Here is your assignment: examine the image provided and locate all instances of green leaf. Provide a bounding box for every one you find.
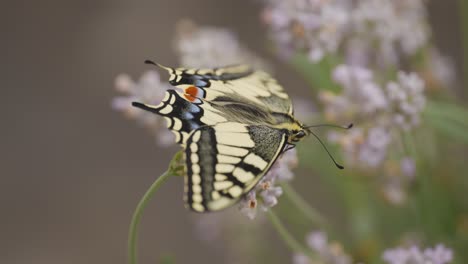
[425,100,468,128]
[425,115,468,143]
[424,100,468,144]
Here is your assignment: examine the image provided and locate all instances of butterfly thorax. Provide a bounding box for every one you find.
[269,112,308,144]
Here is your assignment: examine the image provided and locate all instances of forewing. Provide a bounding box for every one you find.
[184,122,287,212]
[160,64,293,115]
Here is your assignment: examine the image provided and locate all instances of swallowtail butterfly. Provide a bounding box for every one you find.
[132,61,345,212]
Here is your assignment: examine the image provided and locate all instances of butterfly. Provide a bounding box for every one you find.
[132,61,347,212]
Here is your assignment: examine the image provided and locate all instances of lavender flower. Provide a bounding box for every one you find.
[331,64,388,116]
[424,48,457,89]
[351,0,429,66]
[239,148,298,219]
[174,19,269,70]
[321,64,426,170]
[293,231,352,264]
[239,191,259,220]
[383,244,453,264]
[386,71,426,131]
[262,0,429,65]
[400,157,416,179]
[112,71,175,146]
[262,0,350,61]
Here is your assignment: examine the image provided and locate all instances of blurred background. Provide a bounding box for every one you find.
[1,0,466,264]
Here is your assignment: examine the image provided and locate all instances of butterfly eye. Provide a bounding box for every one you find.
[296,130,306,138]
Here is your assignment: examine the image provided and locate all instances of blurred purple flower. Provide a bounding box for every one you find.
[425,47,457,89]
[262,0,350,62]
[321,65,425,170]
[400,157,416,179]
[239,148,298,219]
[262,0,429,65]
[352,0,429,66]
[383,244,453,264]
[112,71,174,146]
[293,230,352,264]
[386,71,426,131]
[174,20,269,70]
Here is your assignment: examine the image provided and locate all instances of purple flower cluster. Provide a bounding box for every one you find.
[383,244,453,264]
[112,71,175,146]
[293,230,352,264]
[239,149,298,219]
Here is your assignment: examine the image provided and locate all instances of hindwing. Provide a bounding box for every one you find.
[132,90,228,145]
[184,122,287,212]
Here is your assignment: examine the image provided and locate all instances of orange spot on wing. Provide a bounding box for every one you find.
[184,86,199,102]
[184,94,196,102]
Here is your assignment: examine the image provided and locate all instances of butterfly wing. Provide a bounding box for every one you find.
[184,122,287,212]
[160,64,293,115]
[132,89,229,145]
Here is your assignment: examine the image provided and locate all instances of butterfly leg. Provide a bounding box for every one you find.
[283,144,296,153]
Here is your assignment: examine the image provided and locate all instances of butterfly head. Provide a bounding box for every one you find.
[288,122,310,144]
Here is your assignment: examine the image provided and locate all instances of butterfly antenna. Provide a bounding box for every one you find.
[306,123,353,130]
[308,130,344,170]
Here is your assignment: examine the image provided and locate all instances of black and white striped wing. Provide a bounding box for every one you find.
[160,64,293,115]
[184,122,287,212]
[132,90,228,145]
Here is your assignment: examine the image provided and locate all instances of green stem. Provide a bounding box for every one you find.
[281,182,327,228]
[128,170,173,264]
[460,0,468,93]
[267,210,316,260]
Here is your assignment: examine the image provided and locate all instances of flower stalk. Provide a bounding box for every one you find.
[128,151,184,264]
[281,182,327,228]
[267,210,317,261]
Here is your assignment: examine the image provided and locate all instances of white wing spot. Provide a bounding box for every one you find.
[232,167,255,183]
[207,197,232,211]
[215,164,234,173]
[217,145,249,157]
[215,174,227,181]
[191,153,199,163]
[216,132,254,148]
[211,191,221,200]
[244,153,268,170]
[192,131,201,142]
[169,94,176,104]
[192,164,201,174]
[228,186,243,197]
[192,174,201,184]
[215,122,248,132]
[217,155,241,164]
[158,105,173,115]
[190,143,198,152]
[192,194,203,202]
[172,118,182,130]
[192,203,204,212]
[192,185,202,194]
[214,181,233,190]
